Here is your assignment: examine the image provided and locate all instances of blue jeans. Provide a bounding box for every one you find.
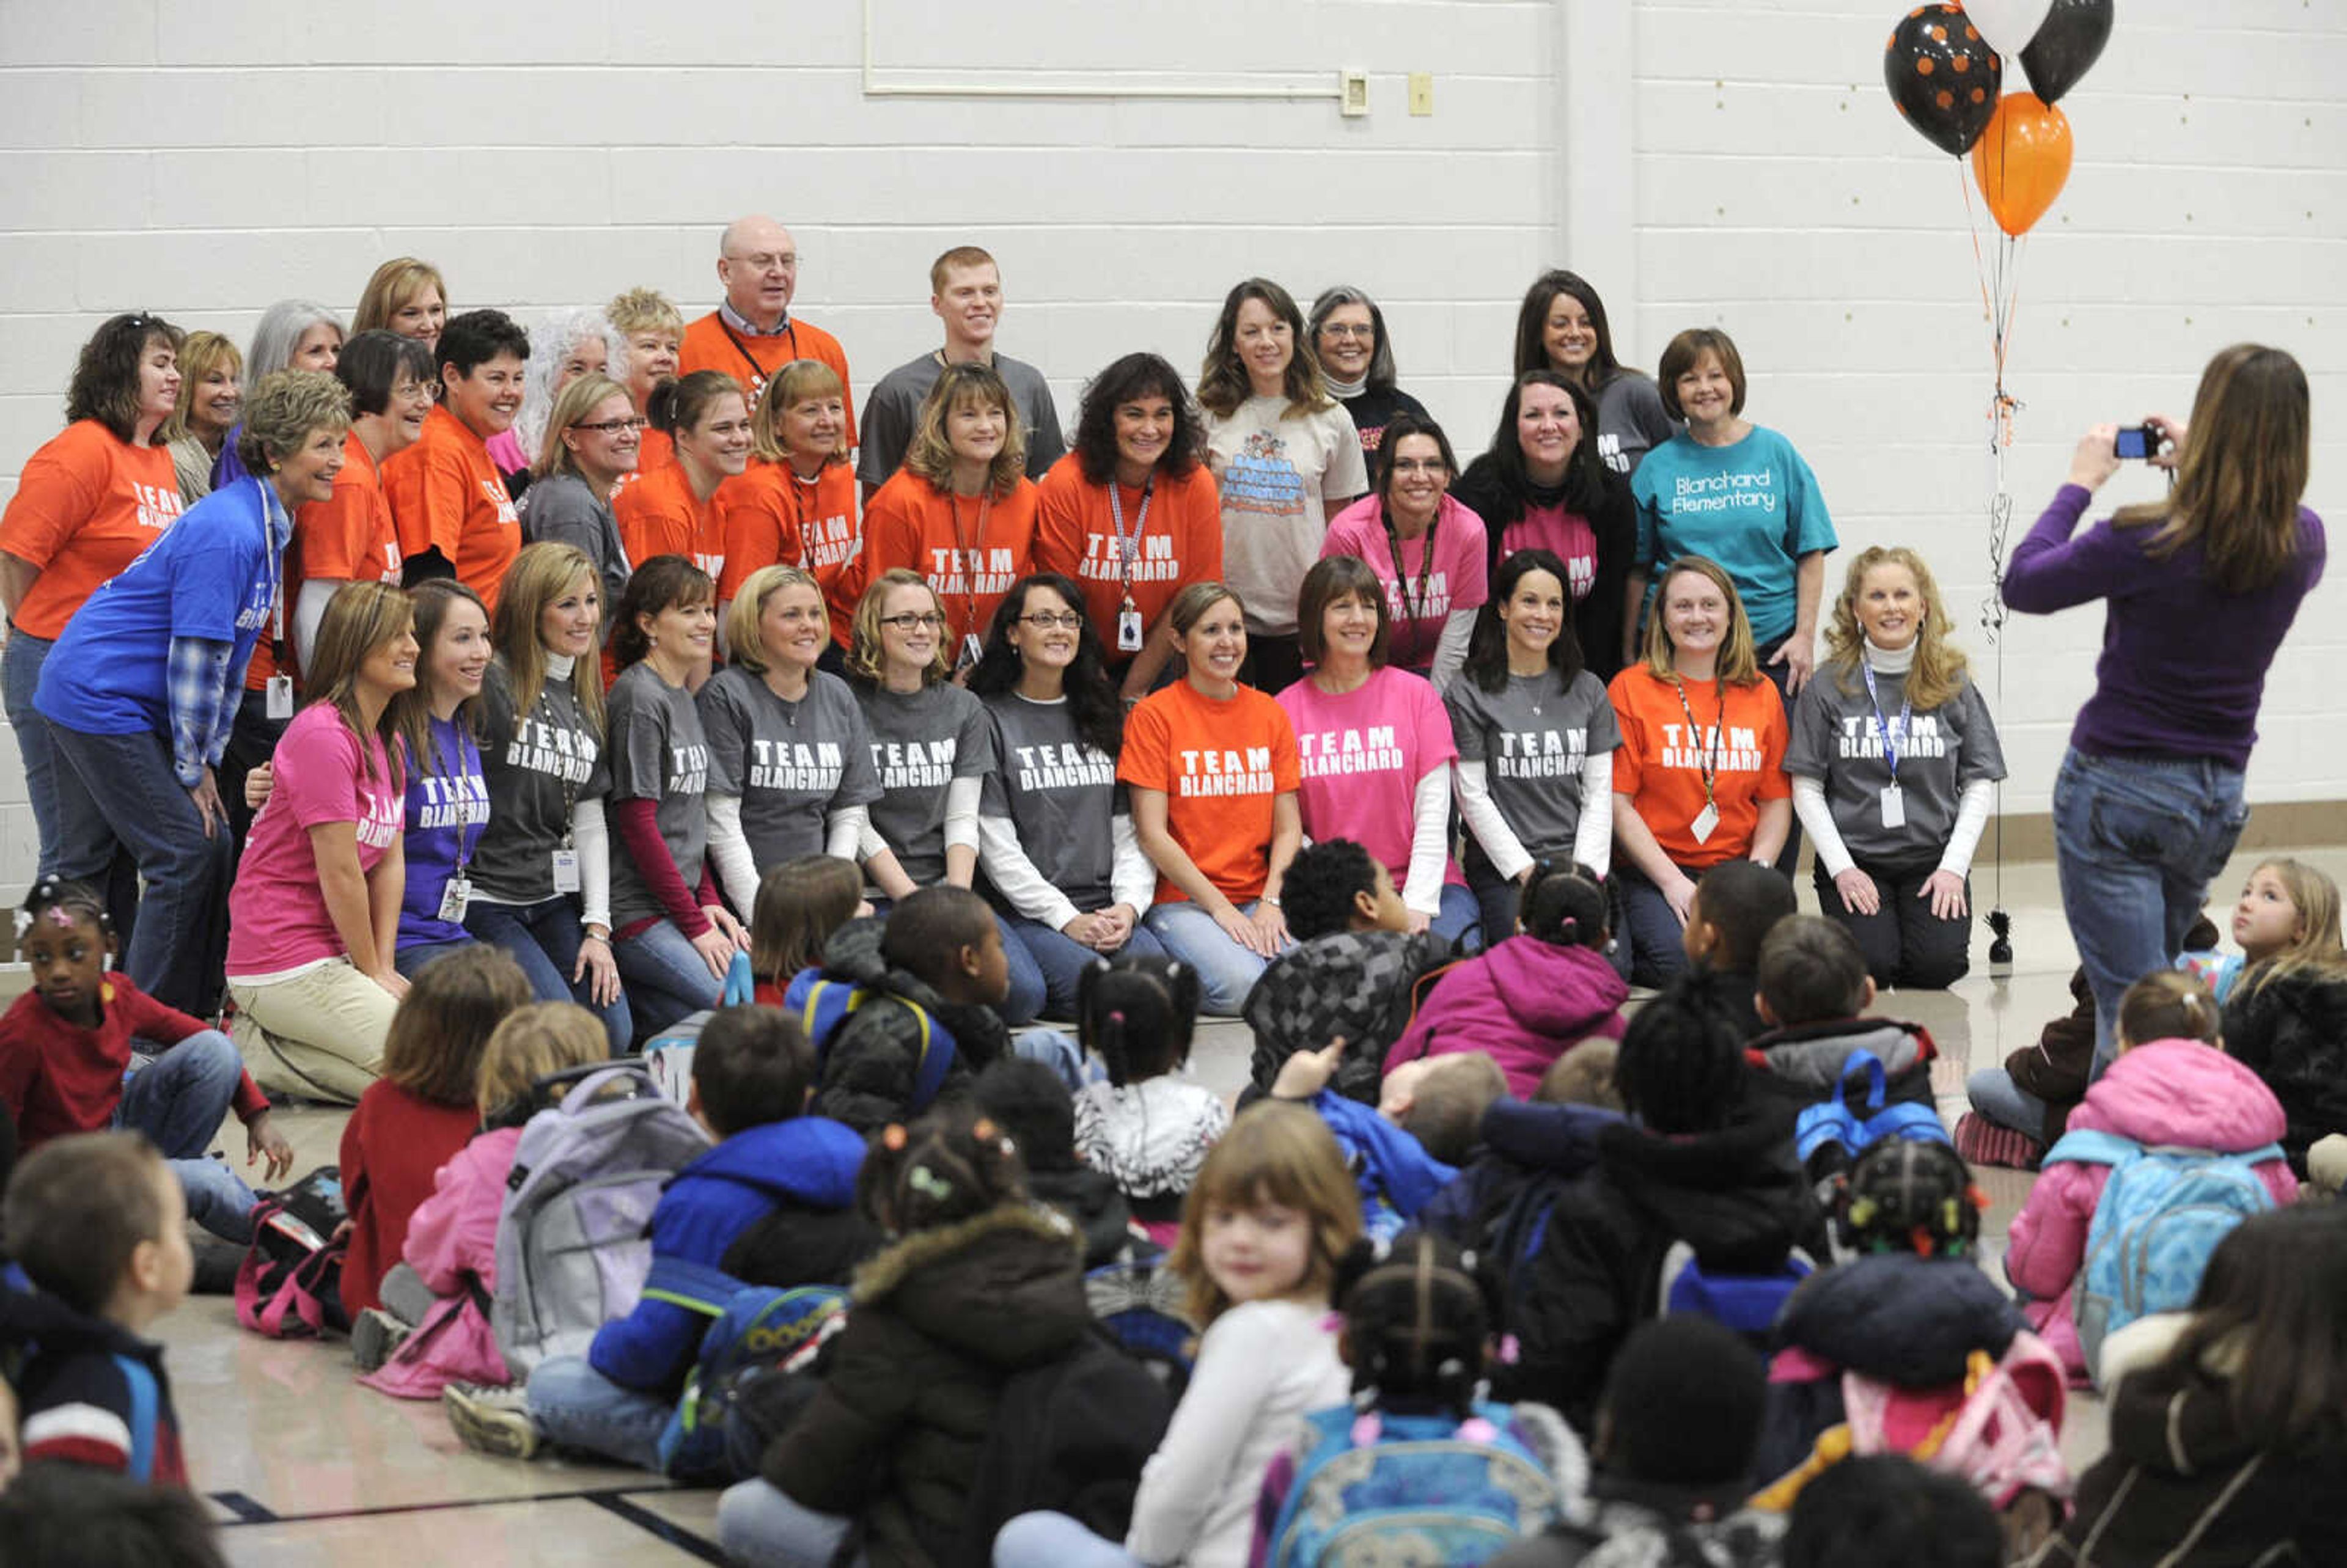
[464,896,632,1056]
[1142,899,1282,1016]
[394,937,476,980]
[1614,862,1698,989]
[2052,747,2247,1075]
[1966,1066,2049,1141]
[47,721,237,1017]
[9,632,140,942]
[1003,913,1168,1020]
[1426,883,1483,952]
[613,918,727,1046]
[993,1511,1144,1568]
[1008,1027,1102,1093]
[718,1479,867,1568]
[114,1028,259,1242]
[525,1354,671,1471]
[870,900,1046,1027]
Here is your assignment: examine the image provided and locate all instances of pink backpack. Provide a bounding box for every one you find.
[1843,1327,2071,1509]
[235,1172,352,1339]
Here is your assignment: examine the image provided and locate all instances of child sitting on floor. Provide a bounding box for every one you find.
[1271,1039,1508,1241]
[974,1056,1136,1267]
[749,855,865,1006]
[1073,953,1229,1247]
[2217,858,2347,1179]
[1683,861,1798,1041]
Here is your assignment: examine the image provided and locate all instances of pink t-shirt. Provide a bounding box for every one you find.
[1321,493,1489,672]
[1501,503,1600,603]
[1276,665,1464,893]
[227,703,406,978]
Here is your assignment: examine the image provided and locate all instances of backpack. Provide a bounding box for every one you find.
[1263,1401,1562,1568]
[1483,1168,1575,1321]
[1843,1328,2070,1510]
[1084,1254,1197,1397]
[781,966,957,1115]
[1794,1049,1949,1176]
[491,1064,713,1379]
[235,1166,351,1339]
[649,1256,849,1482]
[2043,1127,2282,1382]
[642,949,757,1104]
[1658,1239,1815,1353]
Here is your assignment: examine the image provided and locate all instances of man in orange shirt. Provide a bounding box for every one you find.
[383,309,527,611]
[676,215,857,449]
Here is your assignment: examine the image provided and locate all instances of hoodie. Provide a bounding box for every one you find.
[587,1114,867,1394]
[0,1283,186,1485]
[1385,936,1629,1097]
[807,918,1007,1135]
[2004,1039,2296,1375]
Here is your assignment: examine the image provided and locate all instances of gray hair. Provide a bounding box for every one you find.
[515,308,631,461]
[248,299,346,376]
[1307,285,1398,393]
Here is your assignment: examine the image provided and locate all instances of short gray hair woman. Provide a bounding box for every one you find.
[1307,284,1428,479]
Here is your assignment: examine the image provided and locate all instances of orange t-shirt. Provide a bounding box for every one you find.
[614,460,726,581]
[1032,453,1224,656]
[273,431,403,690]
[381,406,520,613]
[718,459,862,647]
[861,470,1038,650]
[1117,679,1301,906]
[0,421,185,640]
[1607,664,1790,870]
[611,427,674,500]
[677,312,858,448]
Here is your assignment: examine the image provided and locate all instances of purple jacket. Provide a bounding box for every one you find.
[1385,936,1628,1097]
[2004,484,2324,769]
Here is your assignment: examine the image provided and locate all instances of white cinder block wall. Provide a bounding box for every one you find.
[1,0,2339,908]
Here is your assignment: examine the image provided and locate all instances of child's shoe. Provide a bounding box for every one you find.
[1954,1112,2044,1171]
[444,1381,539,1459]
[350,1308,411,1373]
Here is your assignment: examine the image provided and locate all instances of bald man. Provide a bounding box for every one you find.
[677,214,858,447]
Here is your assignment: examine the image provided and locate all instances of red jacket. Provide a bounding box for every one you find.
[338,1081,480,1319]
[0,979,266,1151]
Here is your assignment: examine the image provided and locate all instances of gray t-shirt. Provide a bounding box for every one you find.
[855,678,993,887]
[472,659,609,904]
[856,351,1067,491]
[1445,667,1621,877]
[606,662,713,928]
[1593,373,1681,478]
[516,471,631,618]
[1785,662,2008,868]
[979,693,1123,913]
[698,664,882,865]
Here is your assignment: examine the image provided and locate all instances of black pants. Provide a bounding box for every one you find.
[1240,632,1304,696]
[1756,648,1803,877]
[1812,858,1973,990]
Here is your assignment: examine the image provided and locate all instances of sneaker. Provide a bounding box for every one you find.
[444,1381,539,1460]
[351,1308,412,1373]
[1955,1112,2045,1171]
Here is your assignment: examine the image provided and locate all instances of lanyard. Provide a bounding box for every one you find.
[718,318,798,389]
[439,724,484,874]
[529,671,586,851]
[1860,661,1913,783]
[949,490,993,640]
[1669,672,1725,807]
[257,481,287,651]
[1381,505,1441,667]
[1107,475,1155,599]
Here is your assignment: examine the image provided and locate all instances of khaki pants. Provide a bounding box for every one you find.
[231,959,396,1105]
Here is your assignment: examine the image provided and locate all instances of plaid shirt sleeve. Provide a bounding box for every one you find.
[166,635,235,787]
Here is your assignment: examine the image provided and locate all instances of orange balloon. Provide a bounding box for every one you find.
[1971,91,2074,236]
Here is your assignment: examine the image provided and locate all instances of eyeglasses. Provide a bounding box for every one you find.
[1018,611,1084,630]
[1319,323,1375,339]
[879,612,946,631]
[394,380,443,402]
[575,417,648,434]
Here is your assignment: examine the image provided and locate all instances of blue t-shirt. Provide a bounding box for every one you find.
[33,475,282,736]
[397,712,490,950]
[1630,425,1837,642]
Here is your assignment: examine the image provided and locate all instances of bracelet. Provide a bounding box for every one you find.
[1262,896,1282,908]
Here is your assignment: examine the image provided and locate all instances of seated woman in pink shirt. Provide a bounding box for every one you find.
[1320,414,1487,691]
[1275,556,1477,950]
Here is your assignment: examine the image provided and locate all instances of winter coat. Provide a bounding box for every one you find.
[807,918,1007,1135]
[1307,1088,1457,1240]
[2041,1344,2347,1566]
[1244,929,1456,1102]
[1496,1109,1816,1431]
[1023,1164,1139,1269]
[2004,1040,2296,1375]
[1385,936,1629,1098]
[719,1201,885,1292]
[1743,1016,1936,1121]
[1488,1474,1783,1568]
[1418,1099,1623,1261]
[760,1201,1093,1568]
[590,1115,867,1394]
[2220,965,2347,1177]
[361,1126,521,1399]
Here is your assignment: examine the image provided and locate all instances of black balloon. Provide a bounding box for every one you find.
[1884,4,2004,158]
[2019,0,2114,106]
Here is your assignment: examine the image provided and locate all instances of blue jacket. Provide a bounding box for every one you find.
[1312,1090,1456,1242]
[587,1115,865,1394]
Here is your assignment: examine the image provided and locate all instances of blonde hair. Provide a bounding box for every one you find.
[300,582,413,790]
[352,257,448,336]
[724,565,823,676]
[2112,344,2311,595]
[1642,555,1760,685]
[475,1002,608,1116]
[929,245,997,296]
[158,331,242,444]
[491,543,606,737]
[1168,1101,1361,1326]
[847,569,950,686]
[535,373,633,483]
[750,359,850,468]
[2235,857,2347,1002]
[606,286,685,339]
[1822,546,1970,712]
[901,361,1026,499]
[235,368,352,478]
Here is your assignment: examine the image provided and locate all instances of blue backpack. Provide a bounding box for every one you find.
[1658,1239,1815,1352]
[780,967,957,1115]
[1262,1401,1562,1567]
[647,1256,849,1482]
[1084,1255,1196,1398]
[1794,1049,1948,1170]
[2043,1128,2280,1383]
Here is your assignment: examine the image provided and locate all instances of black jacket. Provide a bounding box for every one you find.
[760,1202,1093,1568]
[1453,456,1638,682]
[2220,967,2347,1176]
[807,918,1008,1136]
[1024,1165,1137,1269]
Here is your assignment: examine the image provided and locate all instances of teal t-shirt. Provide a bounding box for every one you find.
[1630,425,1837,642]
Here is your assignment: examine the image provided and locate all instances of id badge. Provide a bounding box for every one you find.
[1879,784,1907,830]
[1117,607,1145,654]
[436,875,472,923]
[960,632,984,671]
[266,674,295,720]
[1690,802,1721,844]
[550,848,582,893]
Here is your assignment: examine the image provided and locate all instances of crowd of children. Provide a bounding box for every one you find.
[3,835,2347,1566]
